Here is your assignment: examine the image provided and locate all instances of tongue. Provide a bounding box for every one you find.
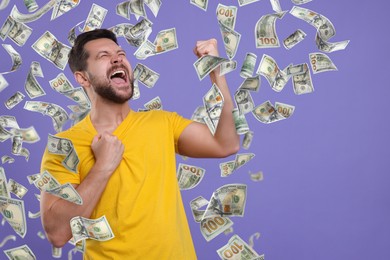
[111,77,126,84]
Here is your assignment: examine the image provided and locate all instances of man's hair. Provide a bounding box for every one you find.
[68,29,119,73]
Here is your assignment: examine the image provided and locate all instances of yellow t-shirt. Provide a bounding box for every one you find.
[41,110,197,260]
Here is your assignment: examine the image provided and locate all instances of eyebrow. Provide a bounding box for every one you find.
[95,49,126,58]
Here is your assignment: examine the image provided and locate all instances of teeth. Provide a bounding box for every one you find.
[111,70,125,77]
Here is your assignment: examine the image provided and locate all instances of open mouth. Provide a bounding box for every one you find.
[109,69,128,85]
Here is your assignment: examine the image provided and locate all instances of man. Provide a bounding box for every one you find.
[40,29,239,259]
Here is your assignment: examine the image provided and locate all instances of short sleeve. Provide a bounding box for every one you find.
[168,112,193,152]
[40,147,81,185]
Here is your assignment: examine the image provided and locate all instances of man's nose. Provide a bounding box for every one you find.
[111,54,123,64]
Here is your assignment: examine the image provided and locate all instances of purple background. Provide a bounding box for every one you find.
[1,0,389,259]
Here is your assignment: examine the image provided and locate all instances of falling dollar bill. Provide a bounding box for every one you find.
[239,75,261,92]
[255,11,286,48]
[116,1,131,19]
[242,130,254,150]
[31,31,71,70]
[10,1,57,23]
[143,96,162,111]
[24,61,45,98]
[47,134,73,155]
[0,196,27,238]
[315,32,350,53]
[0,16,33,46]
[216,4,237,30]
[283,29,306,49]
[309,52,338,74]
[133,63,160,88]
[2,44,22,73]
[191,0,208,11]
[0,73,9,92]
[274,101,295,118]
[203,83,224,135]
[234,89,254,115]
[3,244,36,259]
[82,3,107,32]
[238,0,260,7]
[0,167,10,198]
[8,179,28,199]
[154,27,178,54]
[194,55,230,81]
[292,0,313,4]
[200,216,234,241]
[252,100,286,124]
[232,108,250,135]
[217,234,261,260]
[5,91,25,110]
[70,215,115,244]
[240,52,257,78]
[290,63,314,95]
[51,0,80,21]
[218,21,241,60]
[177,163,206,190]
[202,183,247,219]
[248,170,264,182]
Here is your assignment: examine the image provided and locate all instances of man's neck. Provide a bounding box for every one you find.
[90,101,131,134]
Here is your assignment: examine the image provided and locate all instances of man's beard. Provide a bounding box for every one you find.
[89,72,134,104]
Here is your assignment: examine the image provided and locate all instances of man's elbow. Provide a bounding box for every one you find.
[219,139,240,158]
[46,231,69,248]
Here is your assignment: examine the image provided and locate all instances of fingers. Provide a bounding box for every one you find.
[194,38,219,58]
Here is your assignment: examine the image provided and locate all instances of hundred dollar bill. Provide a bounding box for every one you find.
[70,215,115,243]
[4,244,36,259]
[190,0,208,11]
[82,4,107,32]
[145,0,161,18]
[10,1,58,23]
[283,29,306,49]
[131,80,141,99]
[291,63,314,95]
[0,16,33,46]
[20,147,30,162]
[129,0,146,18]
[0,0,10,10]
[200,216,234,241]
[191,105,207,124]
[0,196,27,238]
[203,184,247,219]
[190,196,209,222]
[0,73,9,92]
[252,100,285,123]
[22,0,38,12]
[0,127,12,142]
[8,179,28,199]
[52,245,62,258]
[275,101,295,118]
[33,171,82,204]
[257,54,279,87]
[11,134,23,155]
[0,115,19,129]
[116,1,131,19]
[194,55,230,81]
[240,52,257,78]
[63,87,91,109]
[218,21,241,60]
[48,134,73,155]
[46,183,82,205]
[26,173,40,184]
[203,83,224,134]
[49,72,74,93]
[24,101,69,132]
[315,32,350,53]
[0,167,10,198]
[217,234,261,260]
[219,161,235,177]
[220,60,237,76]
[63,148,80,173]
[125,18,152,47]
[51,0,80,20]
[133,63,160,88]
[239,75,261,92]
[143,96,162,111]
[32,31,71,70]
[232,108,250,135]
[234,89,254,115]
[290,6,335,41]
[134,40,156,60]
[154,27,178,54]
[68,20,85,46]
[25,61,45,98]
[242,130,254,150]
[5,91,25,110]
[292,0,313,4]
[248,170,264,182]
[216,4,237,30]
[33,170,61,191]
[233,153,255,171]
[238,0,260,6]
[177,163,205,190]
[309,52,337,74]
[270,0,283,13]
[1,155,15,164]
[2,44,22,73]
[255,11,286,48]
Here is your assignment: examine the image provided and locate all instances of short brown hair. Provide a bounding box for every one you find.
[68,29,118,73]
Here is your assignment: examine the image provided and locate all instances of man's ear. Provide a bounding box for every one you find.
[74,71,89,88]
